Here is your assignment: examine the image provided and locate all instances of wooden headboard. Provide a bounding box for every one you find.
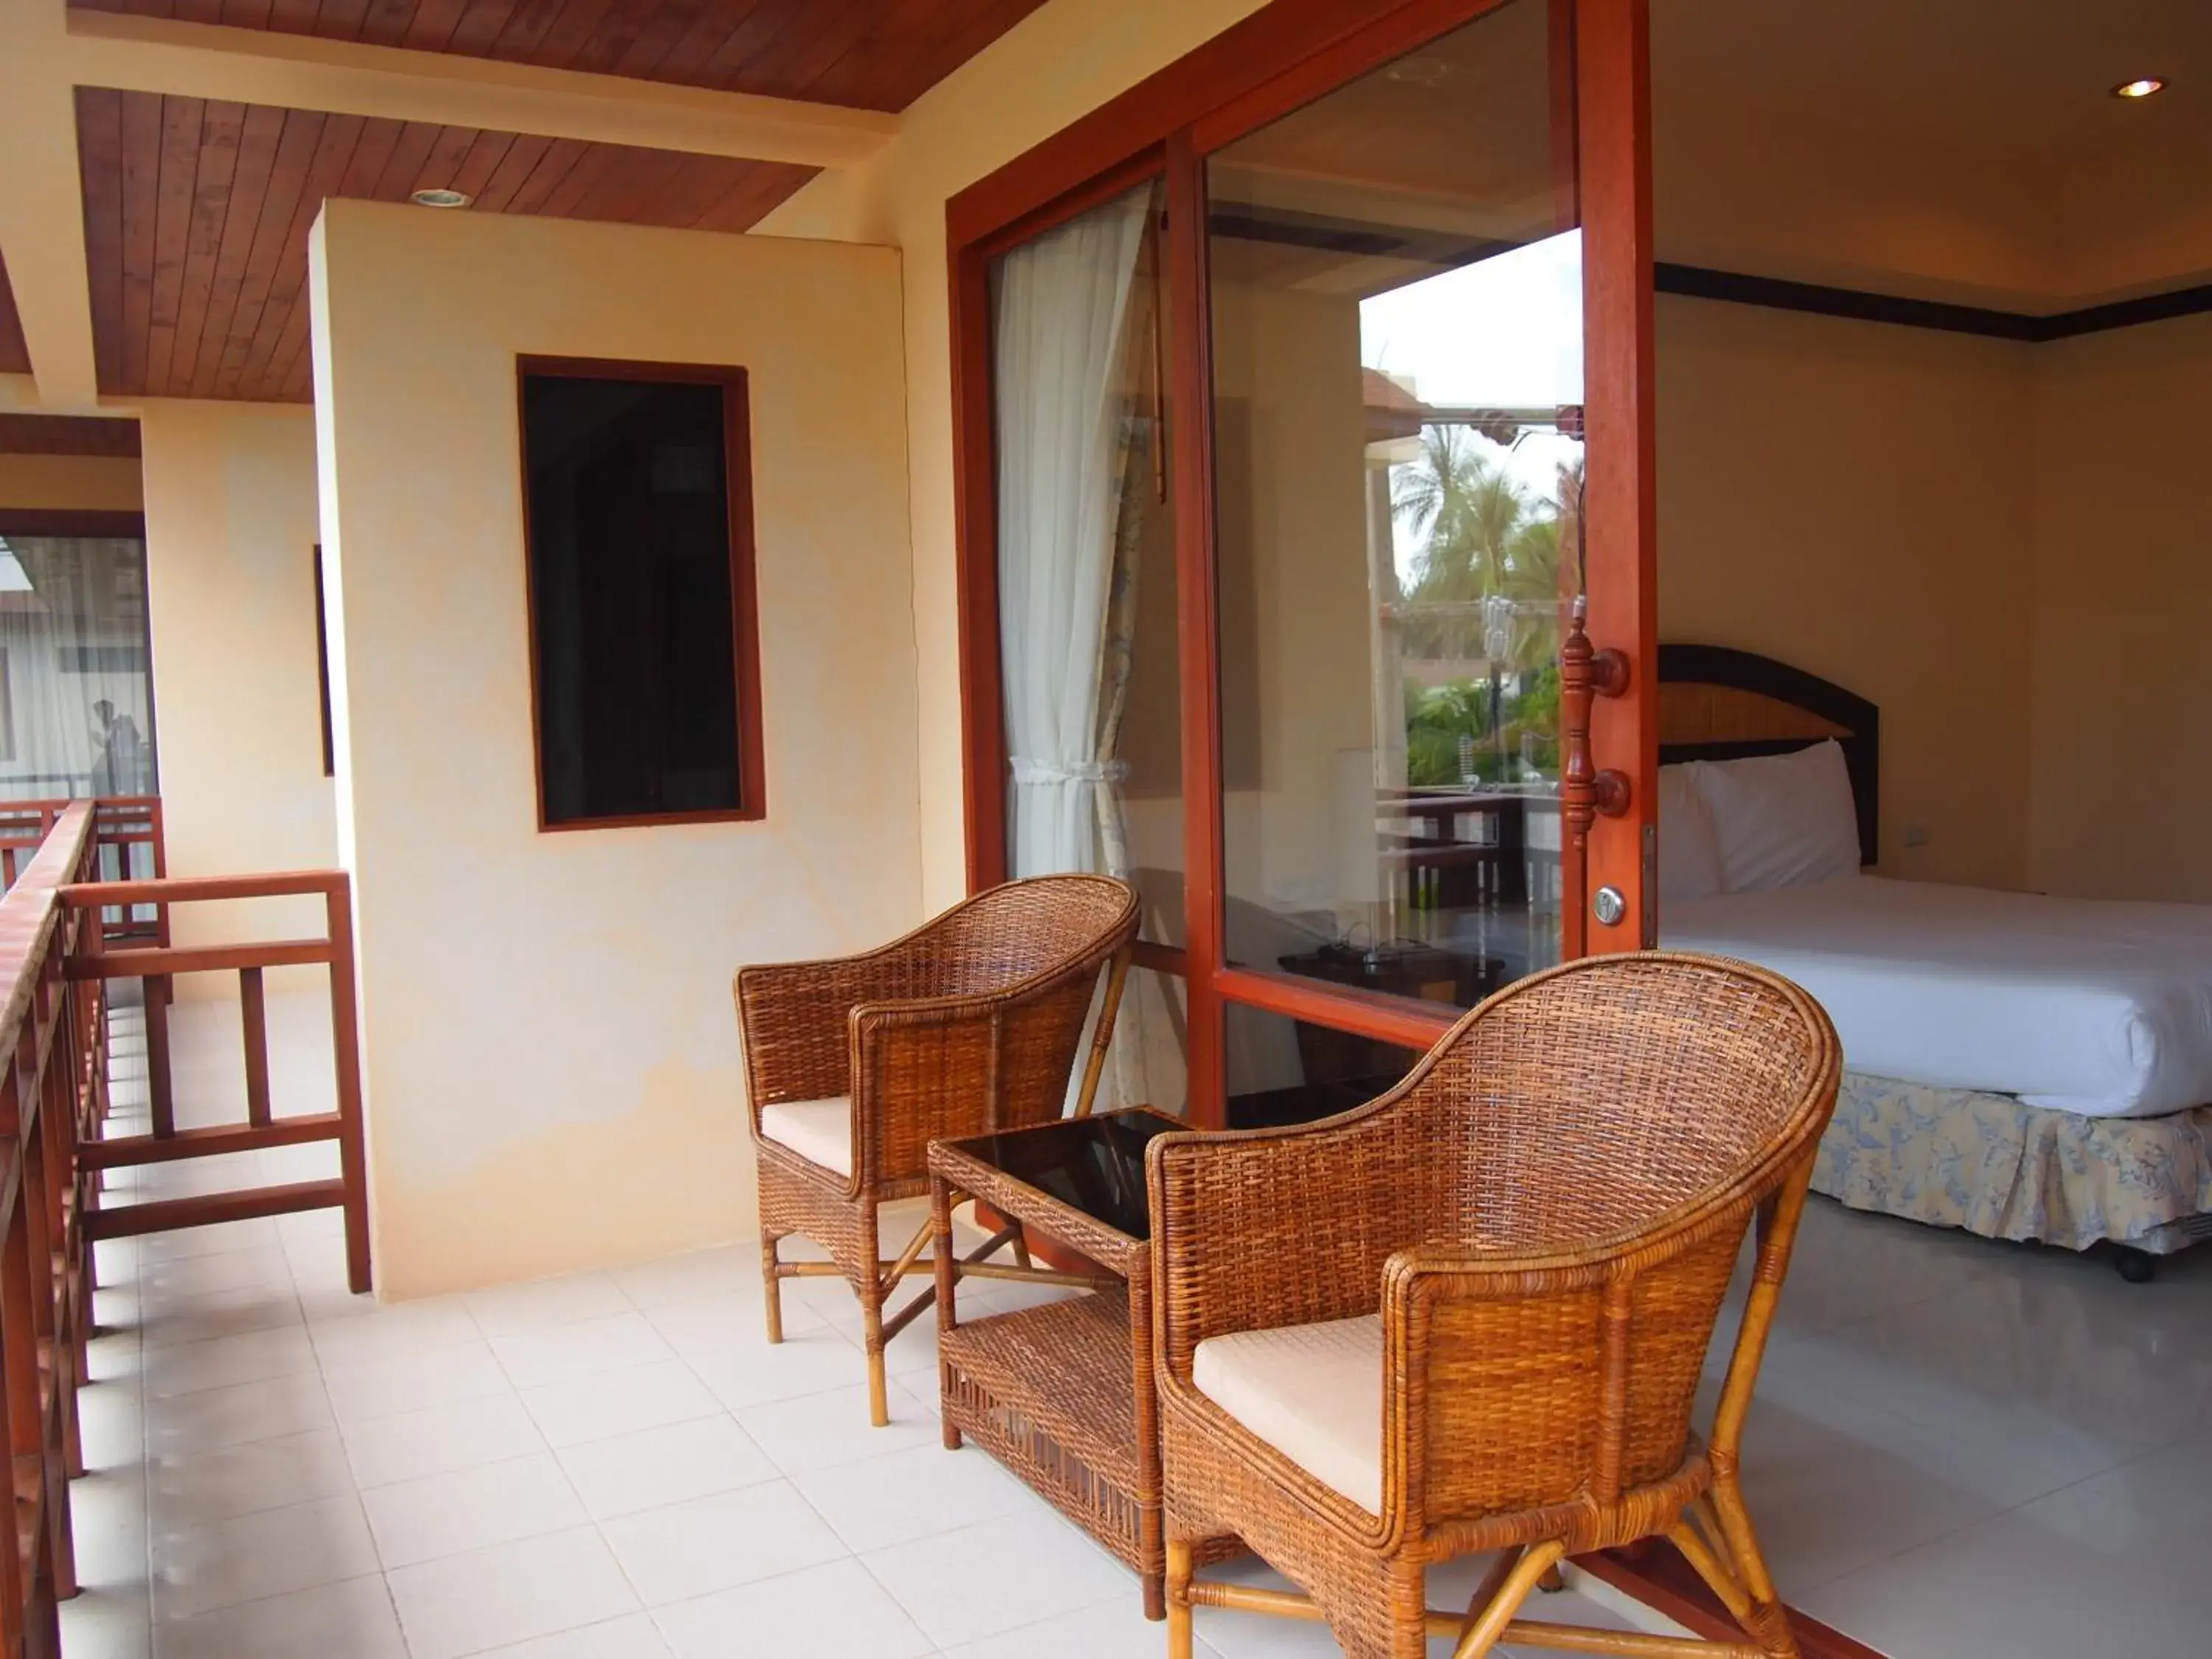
[1656,644,1880,866]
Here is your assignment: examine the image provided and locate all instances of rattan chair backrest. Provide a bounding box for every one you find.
[1392,953,1839,1527]
[866,874,1140,1175]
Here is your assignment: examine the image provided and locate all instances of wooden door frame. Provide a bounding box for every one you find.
[947,0,1658,1121]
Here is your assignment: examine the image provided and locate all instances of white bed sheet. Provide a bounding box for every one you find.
[1660,876,2212,1118]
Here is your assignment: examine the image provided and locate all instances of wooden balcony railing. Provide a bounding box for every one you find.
[0,796,372,1652]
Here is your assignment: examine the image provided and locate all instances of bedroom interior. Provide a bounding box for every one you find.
[1646,0,2212,1281]
[1631,5,2212,1647]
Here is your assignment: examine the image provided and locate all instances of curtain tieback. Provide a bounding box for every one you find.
[1010,757,1130,785]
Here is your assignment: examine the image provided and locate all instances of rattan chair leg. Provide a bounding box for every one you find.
[1667,1523,1753,1626]
[860,1205,891,1427]
[863,1321,888,1425]
[1456,1550,1523,1646]
[759,1231,785,1345]
[1707,1478,1780,1612]
[1165,1537,1194,1659]
[1450,1541,1565,1659]
[1707,1479,1799,1659]
[1071,947,1131,1119]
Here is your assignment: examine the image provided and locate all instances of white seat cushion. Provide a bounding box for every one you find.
[757,1096,852,1176]
[1192,1313,1382,1514]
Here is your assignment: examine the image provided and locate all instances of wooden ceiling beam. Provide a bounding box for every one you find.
[0,2,102,408]
[65,10,899,172]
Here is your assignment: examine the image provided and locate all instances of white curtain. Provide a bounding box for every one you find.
[995,188,1154,881]
[0,538,156,801]
[995,186,1183,1114]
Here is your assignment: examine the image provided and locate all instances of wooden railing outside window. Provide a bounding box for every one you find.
[0,796,372,1649]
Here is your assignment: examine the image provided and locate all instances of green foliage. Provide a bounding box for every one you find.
[1402,671,1560,787]
[1392,425,1575,784]
[1390,426,1566,665]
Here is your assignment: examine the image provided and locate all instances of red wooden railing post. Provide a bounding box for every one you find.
[0,796,382,1637]
[240,966,271,1129]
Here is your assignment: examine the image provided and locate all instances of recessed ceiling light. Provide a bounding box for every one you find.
[409,187,472,208]
[2112,77,2167,100]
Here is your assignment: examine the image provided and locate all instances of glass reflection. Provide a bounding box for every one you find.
[1208,0,1581,1009]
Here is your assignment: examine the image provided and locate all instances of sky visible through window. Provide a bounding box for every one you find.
[1360,230,1585,586]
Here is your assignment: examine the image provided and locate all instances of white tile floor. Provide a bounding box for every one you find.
[56,993,2212,1658]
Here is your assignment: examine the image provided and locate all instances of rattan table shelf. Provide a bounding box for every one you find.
[928,1109,1178,1618]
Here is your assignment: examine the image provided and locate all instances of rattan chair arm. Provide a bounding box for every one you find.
[1371,1244,1637,1538]
[1147,1106,1430,1381]
[733,956,908,1117]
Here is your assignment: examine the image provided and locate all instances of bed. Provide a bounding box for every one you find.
[1655,644,2212,1278]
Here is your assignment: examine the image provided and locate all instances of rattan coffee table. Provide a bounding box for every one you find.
[928,1108,1181,1618]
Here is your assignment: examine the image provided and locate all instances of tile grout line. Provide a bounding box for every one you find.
[307,1265,418,1659]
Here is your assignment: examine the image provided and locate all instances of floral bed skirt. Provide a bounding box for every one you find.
[1814,1071,2212,1255]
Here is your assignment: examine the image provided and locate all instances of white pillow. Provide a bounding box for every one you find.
[1657,762,1725,901]
[1693,740,1863,893]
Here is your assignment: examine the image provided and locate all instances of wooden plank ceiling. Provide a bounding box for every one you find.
[71,0,1057,111]
[0,260,29,377]
[64,1,1057,402]
[76,91,818,402]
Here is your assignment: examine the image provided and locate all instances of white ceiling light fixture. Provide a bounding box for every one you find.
[2111,77,2167,100]
[409,187,472,208]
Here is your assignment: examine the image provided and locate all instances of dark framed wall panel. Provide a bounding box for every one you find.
[515,356,765,832]
[0,510,147,539]
[313,544,334,779]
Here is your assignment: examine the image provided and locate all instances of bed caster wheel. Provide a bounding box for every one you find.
[2115,1248,2156,1284]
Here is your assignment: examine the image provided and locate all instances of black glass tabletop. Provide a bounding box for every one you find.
[946,1108,1183,1240]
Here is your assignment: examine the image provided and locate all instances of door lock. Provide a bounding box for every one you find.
[1593,885,1627,928]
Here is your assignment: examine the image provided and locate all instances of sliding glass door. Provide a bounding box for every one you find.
[1207,0,1581,1049]
[960,0,1655,1125]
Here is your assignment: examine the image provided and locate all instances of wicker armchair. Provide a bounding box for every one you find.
[1150,953,1841,1659]
[737,875,1140,1425]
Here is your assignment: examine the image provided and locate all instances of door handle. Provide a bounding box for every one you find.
[1559,596,1632,859]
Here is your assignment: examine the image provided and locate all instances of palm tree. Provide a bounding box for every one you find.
[1392,425,1528,610]
[1392,425,1573,781]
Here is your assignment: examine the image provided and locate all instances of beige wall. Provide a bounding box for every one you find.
[2054,149,2212,308]
[2027,312,2212,901]
[139,402,338,959]
[1655,88,2057,310]
[1656,294,2039,889]
[757,0,1272,909]
[0,452,142,512]
[1661,295,2212,902]
[1652,86,2212,313]
[310,201,919,1298]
